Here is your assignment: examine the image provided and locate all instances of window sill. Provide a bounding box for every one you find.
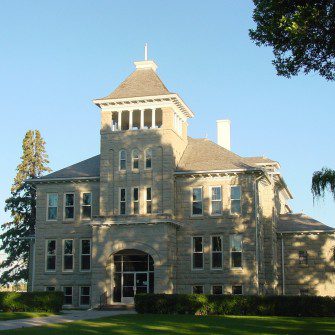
[231,267,243,271]
[190,215,204,219]
[191,268,204,271]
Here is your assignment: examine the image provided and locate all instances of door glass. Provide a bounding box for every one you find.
[123,273,135,297]
[136,273,148,294]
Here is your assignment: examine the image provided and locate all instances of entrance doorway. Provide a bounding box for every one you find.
[113,250,154,304]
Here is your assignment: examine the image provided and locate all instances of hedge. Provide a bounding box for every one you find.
[134,294,335,317]
[0,291,64,313]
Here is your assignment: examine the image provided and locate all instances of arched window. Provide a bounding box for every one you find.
[119,150,126,171]
[132,149,139,170]
[145,148,152,169]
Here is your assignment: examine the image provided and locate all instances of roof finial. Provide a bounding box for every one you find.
[144,43,148,61]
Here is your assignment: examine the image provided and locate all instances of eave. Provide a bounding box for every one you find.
[26,176,100,184]
[92,93,194,118]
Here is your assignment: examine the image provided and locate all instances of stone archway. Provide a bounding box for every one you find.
[112,249,154,304]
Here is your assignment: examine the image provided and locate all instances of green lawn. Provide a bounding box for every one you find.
[0,312,53,321]
[0,314,334,334]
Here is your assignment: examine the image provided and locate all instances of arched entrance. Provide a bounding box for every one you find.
[113,249,154,304]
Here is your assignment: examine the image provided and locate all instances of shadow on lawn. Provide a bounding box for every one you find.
[0,314,335,335]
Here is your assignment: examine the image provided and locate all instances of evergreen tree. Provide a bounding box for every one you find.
[0,130,51,284]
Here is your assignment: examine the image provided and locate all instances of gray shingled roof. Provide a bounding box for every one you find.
[278,213,335,232]
[40,155,100,180]
[176,138,259,172]
[244,156,278,165]
[97,68,171,100]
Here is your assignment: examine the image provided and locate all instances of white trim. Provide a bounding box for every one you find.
[131,149,140,171]
[174,168,263,175]
[79,239,91,272]
[192,285,204,294]
[191,187,203,217]
[191,236,204,271]
[63,193,75,221]
[119,150,127,171]
[232,284,243,295]
[81,192,92,220]
[230,234,243,269]
[211,285,223,295]
[46,193,58,222]
[209,186,222,216]
[230,185,242,215]
[45,239,56,273]
[146,187,152,214]
[62,239,74,272]
[210,235,223,270]
[144,148,152,170]
[79,286,91,307]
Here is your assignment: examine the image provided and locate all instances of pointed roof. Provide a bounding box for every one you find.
[176,138,259,172]
[96,60,171,100]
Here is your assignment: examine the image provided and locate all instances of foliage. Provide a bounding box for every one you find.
[249,1,335,80]
[0,291,63,312]
[135,293,335,317]
[0,130,51,284]
[0,312,53,321]
[312,167,335,200]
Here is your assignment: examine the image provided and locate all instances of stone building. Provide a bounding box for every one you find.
[28,55,335,308]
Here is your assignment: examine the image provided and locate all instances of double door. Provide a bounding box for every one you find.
[122,272,148,304]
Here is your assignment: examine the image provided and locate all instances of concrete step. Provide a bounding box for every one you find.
[99,304,135,311]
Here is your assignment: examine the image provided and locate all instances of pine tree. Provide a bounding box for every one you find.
[0,130,51,284]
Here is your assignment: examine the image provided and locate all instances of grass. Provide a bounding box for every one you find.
[0,312,54,321]
[0,314,335,334]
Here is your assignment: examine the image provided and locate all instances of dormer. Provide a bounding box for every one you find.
[93,54,194,140]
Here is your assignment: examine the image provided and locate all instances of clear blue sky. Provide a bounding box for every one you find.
[1,0,334,230]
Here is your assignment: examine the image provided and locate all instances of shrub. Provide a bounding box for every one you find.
[134,294,335,317]
[0,291,64,312]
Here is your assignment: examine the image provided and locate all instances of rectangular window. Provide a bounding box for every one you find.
[133,187,139,214]
[47,193,58,220]
[230,235,242,268]
[300,289,309,296]
[211,236,223,269]
[299,250,308,265]
[64,193,75,220]
[45,239,56,272]
[232,285,243,295]
[80,239,91,271]
[79,286,91,306]
[63,286,73,305]
[146,187,152,214]
[119,150,126,171]
[211,186,222,215]
[145,149,152,169]
[120,188,126,215]
[45,286,56,292]
[192,285,204,294]
[192,236,203,269]
[231,186,241,214]
[192,188,203,216]
[81,193,92,220]
[212,285,223,295]
[63,239,74,272]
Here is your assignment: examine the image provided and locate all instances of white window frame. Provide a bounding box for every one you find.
[146,187,152,214]
[63,193,75,221]
[230,234,243,269]
[80,239,91,272]
[230,185,242,214]
[62,286,73,306]
[132,149,140,171]
[211,235,223,270]
[79,286,91,306]
[232,285,243,295]
[210,186,222,216]
[62,239,74,272]
[119,188,126,215]
[211,285,223,295]
[192,285,204,294]
[81,192,92,220]
[191,187,203,216]
[46,193,58,221]
[191,236,204,270]
[132,187,140,214]
[119,150,126,171]
[45,239,56,273]
[145,148,152,170]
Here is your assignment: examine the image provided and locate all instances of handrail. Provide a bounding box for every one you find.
[99,291,108,310]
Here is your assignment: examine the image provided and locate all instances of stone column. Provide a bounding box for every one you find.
[118,111,122,131]
[140,109,144,129]
[129,110,133,130]
[151,108,156,129]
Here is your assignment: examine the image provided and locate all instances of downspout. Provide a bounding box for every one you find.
[281,233,285,295]
[31,238,36,291]
[254,174,263,295]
